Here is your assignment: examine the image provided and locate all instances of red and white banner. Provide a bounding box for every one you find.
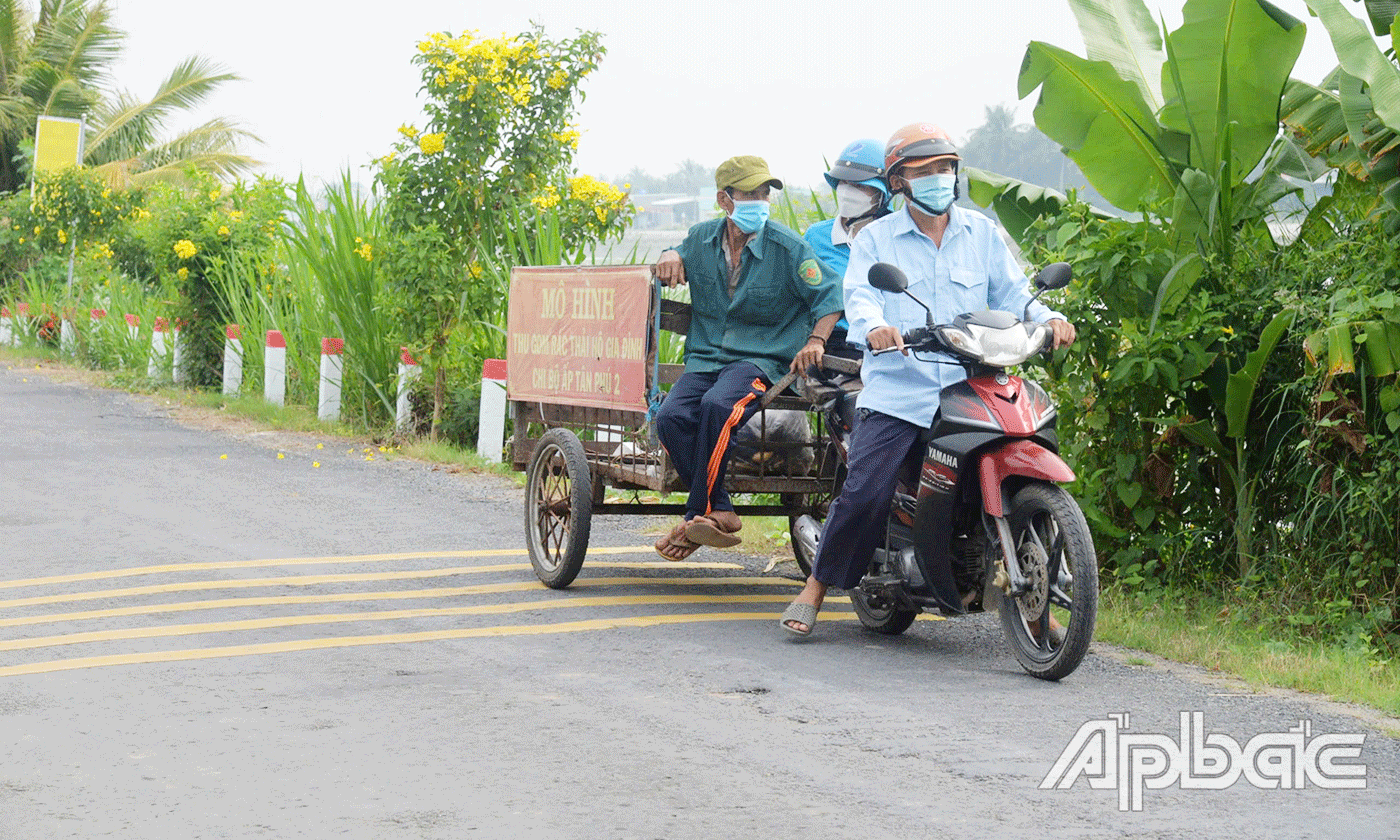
[506,265,652,413]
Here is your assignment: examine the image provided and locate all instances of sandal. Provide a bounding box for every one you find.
[685,515,742,548]
[654,521,701,561]
[780,601,819,637]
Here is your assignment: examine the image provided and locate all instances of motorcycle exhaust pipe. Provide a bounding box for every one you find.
[792,514,822,560]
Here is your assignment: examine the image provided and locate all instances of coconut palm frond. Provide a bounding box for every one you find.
[121,151,262,189]
[0,0,32,88]
[85,55,239,156]
[31,0,120,87]
[91,116,262,188]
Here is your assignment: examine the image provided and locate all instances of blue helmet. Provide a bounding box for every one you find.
[823,138,889,200]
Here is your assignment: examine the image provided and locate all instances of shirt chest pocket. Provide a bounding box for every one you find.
[946,267,988,314]
[732,272,784,323]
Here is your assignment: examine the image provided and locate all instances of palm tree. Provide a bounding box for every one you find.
[0,0,258,193]
[85,55,261,188]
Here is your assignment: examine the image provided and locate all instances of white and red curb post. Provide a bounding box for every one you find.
[478,358,507,463]
[172,320,188,385]
[0,306,12,346]
[264,330,286,406]
[396,347,420,433]
[124,313,140,343]
[318,337,344,422]
[147,316,169,380]
[60,310,75,356]
[222,325,243,396]
[14,303,29,344]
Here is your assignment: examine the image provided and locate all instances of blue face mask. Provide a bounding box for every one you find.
[905,173,956,215]
[728,199,770,233]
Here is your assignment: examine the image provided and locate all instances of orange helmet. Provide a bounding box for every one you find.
[884,123,961,179]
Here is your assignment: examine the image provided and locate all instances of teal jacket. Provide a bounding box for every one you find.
[673,217,843,383]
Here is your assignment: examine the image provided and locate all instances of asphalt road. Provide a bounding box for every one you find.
[1,360,1397,839]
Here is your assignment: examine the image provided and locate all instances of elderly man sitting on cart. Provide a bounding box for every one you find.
[652,155,844,560]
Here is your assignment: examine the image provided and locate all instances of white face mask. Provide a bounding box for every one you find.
[835,183,878,220]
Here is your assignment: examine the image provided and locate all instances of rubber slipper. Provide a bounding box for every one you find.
[654,522,700,561]
[780,601,819,637]
[684,516,742,548]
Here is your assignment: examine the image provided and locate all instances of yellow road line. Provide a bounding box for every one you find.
[0,594,853,652]
[0,562,764,610]
[0,612,862,678]
[0,577,803,629]
[0,547,732,590]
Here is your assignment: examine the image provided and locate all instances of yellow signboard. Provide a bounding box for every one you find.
[34,116,84,174]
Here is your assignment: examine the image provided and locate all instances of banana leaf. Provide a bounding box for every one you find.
[1305,0,1400,130]
[1019,41,1179,208]
[1067,0,1167,111]
[1159,0,1306,179]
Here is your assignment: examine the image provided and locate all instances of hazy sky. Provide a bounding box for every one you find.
[107,0,1354,193]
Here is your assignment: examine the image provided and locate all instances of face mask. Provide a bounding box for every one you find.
[835,183,878,220]
[905,172,956,215]
[728,199,769,233]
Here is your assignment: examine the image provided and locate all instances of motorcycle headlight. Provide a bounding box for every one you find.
[936,326,982,361]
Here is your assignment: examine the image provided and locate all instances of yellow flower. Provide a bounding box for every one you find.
[546,69,567,90]
[313,461,320,468]
[220,454,228,460]
[418,133,446,155]
[174,239,198,260]
[1222,326,1235,335]
[177,267,189,280]
[277,452,285,459]
[218,225,230,236]
[354,240,373,261]
[397,124,419,139]
[316,443,323,449]
[468,262,484,279]
[209,190,220,201]
[57,229,67,244]
[229,210,244,222]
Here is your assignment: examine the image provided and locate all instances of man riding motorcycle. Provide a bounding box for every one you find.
[780,123,1077,637]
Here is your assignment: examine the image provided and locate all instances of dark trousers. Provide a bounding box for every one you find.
[655,362,770,520]
[812,410,923,590]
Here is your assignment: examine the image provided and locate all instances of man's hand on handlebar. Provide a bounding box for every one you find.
[1049,318,1076,349]
[867,325,907,356]
[652,251,686,287]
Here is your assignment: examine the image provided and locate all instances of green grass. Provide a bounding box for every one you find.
[1098,584,1400,719]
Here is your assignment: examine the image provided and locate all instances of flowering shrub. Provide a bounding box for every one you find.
[375,25,633,437]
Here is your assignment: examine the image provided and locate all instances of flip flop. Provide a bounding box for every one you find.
[654,522,700,561]
[780,601,819,637]
[684,515,742,548]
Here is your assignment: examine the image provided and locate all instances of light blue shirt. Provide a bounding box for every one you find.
[844,204,1065,427]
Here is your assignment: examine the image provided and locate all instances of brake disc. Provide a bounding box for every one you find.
[1016,539,1050,622]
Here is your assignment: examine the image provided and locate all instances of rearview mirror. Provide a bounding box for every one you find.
[1032,262,1072,291]
[868,262,909,293]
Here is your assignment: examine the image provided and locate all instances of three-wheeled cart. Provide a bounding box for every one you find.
[505,265,858,588]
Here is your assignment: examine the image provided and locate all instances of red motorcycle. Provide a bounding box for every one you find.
[793,261,1097,680]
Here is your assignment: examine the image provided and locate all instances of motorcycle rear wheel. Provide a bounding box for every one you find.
[850,589,919,635]
[997,483,1097,680]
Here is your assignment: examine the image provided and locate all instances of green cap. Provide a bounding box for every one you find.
[715,155,783,192]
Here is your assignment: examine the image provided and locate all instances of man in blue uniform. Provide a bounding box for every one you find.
[779,124,1077,635]
[652,155,844,560]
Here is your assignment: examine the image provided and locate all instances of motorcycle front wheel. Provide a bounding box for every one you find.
[997,483,1098,680]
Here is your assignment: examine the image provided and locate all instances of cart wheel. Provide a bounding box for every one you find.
[524,428,593,588]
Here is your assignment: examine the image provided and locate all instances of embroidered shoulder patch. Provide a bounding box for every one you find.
[799,258,822,285]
